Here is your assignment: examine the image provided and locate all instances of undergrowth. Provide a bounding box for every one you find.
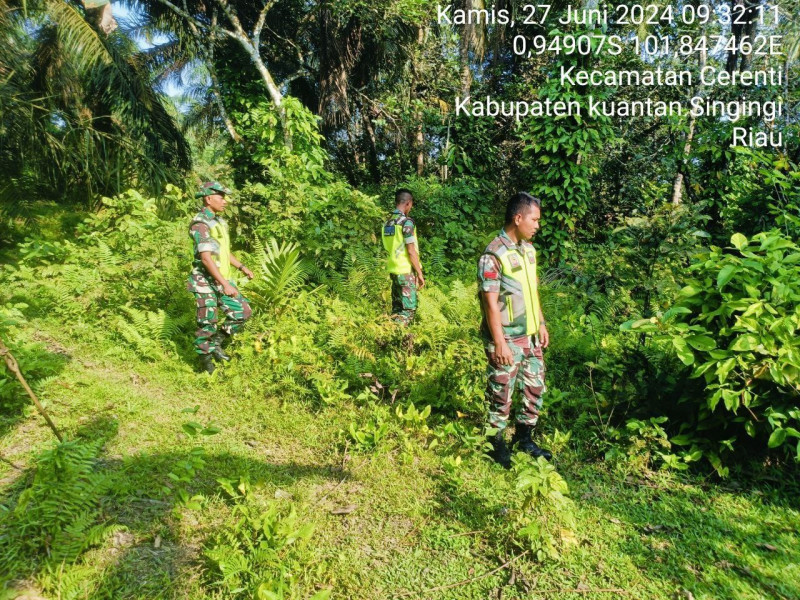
[0,193,799,599]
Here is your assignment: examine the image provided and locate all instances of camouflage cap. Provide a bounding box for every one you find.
[195,181,232,198]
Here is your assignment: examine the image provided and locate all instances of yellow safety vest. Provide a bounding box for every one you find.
[382,212,418,275]
[491,243,541,336]
[209,220,231,279]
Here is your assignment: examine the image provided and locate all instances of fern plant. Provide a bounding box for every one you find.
[114,305,191,358]
[0,439,122,570]
[247,237,311,309]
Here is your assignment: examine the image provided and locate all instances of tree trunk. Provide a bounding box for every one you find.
[460,0,473,97]
[441,116,451,181]
[361,106,380,182]
[246,46,292,149]
[206,54,242,144]
[671,117,696,205]
[211,87,241,144]
[725,0,759,73]
[416,123,424,176]
[413,26,426,176]
[672,44,706,205]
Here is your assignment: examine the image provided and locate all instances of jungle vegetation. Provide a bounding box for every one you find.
[1,0,799,598]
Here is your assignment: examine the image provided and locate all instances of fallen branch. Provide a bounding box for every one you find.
[446,529,486,538]
[533,588,627,595]
[0,335,63,442]
[396,550,529,597]
[0,453,23,470]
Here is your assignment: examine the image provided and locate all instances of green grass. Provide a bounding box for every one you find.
[1,318,799,600]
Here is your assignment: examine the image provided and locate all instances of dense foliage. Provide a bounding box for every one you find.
[1,0,799,597]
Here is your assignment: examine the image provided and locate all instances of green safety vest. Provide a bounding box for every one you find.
[489,242,541,337]
[382,212,418,275]
[210,220,231,279]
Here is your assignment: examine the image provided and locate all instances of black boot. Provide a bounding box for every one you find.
[199,353,216,374]
[211,332,231,361]
[511,423,552,461]
[487,431,512,469]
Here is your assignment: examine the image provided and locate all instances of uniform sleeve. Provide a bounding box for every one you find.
[477,254,502,293]
[402,217,417,245]
[190,222,216,253]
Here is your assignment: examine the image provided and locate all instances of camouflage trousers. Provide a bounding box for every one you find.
[187,273,251,355]
[390,273,418,326]
[484,336,546,432]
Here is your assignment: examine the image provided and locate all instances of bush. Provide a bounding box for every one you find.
[397,176,496,278]
[203,501,329,600]
[235,179,383,270]
[626,230,800,470]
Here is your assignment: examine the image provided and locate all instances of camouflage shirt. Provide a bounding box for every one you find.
[477,229,539,343]
[386,209,417,245]
[188,207,229,290]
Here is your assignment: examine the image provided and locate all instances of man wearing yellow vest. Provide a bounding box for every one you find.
[382,189,425,325]
[478,192,551,468]
[187,182,253,374]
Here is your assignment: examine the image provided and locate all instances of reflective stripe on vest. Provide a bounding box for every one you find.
[209,221,231,279]
[494,245,541,336]
[382,218,417,275]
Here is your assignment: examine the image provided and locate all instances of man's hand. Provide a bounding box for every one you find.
[222,282,237,297]
[415,270,426,289]
[491,340,514,367]
[240,266,254,280]
[539,322,550,349]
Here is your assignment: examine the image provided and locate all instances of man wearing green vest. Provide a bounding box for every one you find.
[187,182,253,374]
[477,192,551,468]
[382,189,425,325]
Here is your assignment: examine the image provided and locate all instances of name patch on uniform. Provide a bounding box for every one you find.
[383,225,396,236]
[508,254,522,271]
[527,252,536,265]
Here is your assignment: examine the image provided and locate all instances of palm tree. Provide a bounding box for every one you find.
[0,0,190,208]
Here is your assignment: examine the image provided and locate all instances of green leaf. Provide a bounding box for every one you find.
[784,427,800,439]
[673,337,695,365]
[686,335,716,351]
[670,434,693,446]
[680,285,702,297]
[693,360,716,377]
[717,264,738,289]
[768,428,787,448]
[182,422,201,437]
[730,334,759,352]
[731,233,748,250]
[716,358,737,383]
[630,318,658,331]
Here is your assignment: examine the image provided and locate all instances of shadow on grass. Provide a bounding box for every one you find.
[0,339,71,440]
[422,455,800,600]
[575,469,800,600]
[0,415,345,599]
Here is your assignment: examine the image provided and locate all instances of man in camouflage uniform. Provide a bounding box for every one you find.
[188,181,253,374]
[477,192,552,468]
[382,189,425,325]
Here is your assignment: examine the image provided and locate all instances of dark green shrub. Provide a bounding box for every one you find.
[626,230,800,470]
